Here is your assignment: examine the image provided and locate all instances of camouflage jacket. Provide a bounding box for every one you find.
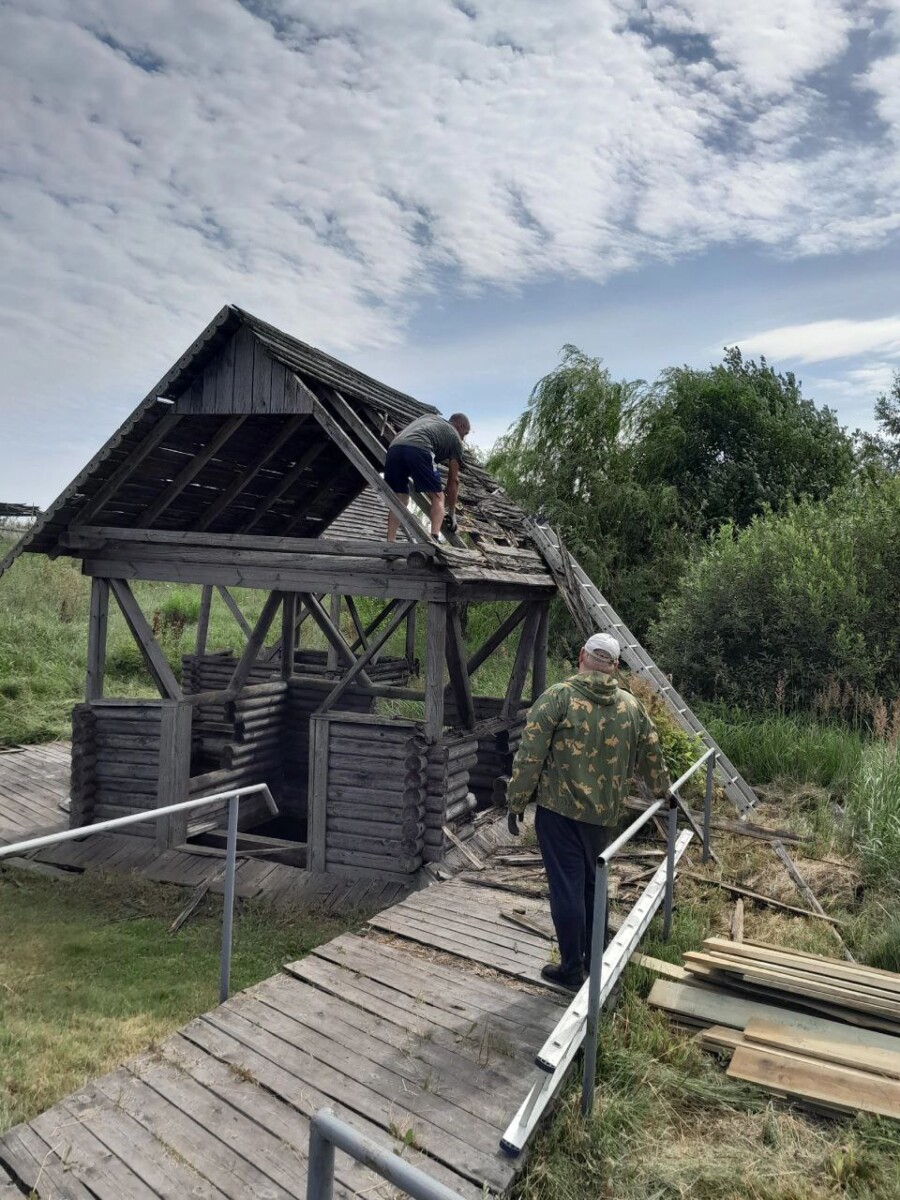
[506,672,671,826]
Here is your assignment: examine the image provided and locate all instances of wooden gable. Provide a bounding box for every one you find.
[172,325,313,416]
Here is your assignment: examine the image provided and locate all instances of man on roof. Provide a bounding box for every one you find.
[384,413,471,542]
[506,633,671,991]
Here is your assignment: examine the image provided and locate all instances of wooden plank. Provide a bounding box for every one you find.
[195,584,213,659]
[531,599,550,700]
[280,592,297,681]
[215,584,253,639]
[727,1042,900,1119]
[647,980,900,1052]
[86,577,109,701]
[307,716,328,872]
[0,1122,97,1200]
[718,938,900,988]
[744,1018,900,1080]
[632,953,689,981]
[138,416,246,527]
[731,899,744,943]
[240,439,331,535]
[424,603,447,743]
[155,700,192,848]
[108,578,183,700]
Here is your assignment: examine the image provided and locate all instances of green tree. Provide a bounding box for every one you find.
[635,348,855,533]
[487,346,688,640]
[857,369,900,473]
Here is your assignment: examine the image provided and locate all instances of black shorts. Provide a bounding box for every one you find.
[384,444,444,494]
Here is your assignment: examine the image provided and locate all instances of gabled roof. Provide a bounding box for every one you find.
[0,306,549,589]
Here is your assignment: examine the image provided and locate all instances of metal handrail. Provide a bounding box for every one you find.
[581,746,715,1116]
[0,783,278,1003]
[307,1109,465,1200]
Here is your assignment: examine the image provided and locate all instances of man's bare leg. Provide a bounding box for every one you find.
[429,492,445,537]
[387,493,409,542]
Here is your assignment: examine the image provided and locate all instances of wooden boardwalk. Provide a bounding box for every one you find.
[0,882,565,1199]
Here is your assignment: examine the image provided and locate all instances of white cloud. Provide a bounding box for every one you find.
[1,0,900,495]
[733,316,900,363]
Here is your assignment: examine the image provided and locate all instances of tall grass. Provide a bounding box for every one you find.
[701,707,865,794]
[845,744,900,888]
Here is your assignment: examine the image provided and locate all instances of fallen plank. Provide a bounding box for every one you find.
[727,1043,900,1120]
[501,911,554,941]
[733,939,900,988]
[647,980,900,1053]
[730,899,744,943]
[744,1018,900,1081]
[443,824,484,870]
[632,953,689,981]
[682,873,843,925]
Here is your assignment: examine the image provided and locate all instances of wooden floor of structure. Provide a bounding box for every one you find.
[0,742,69,837]
[0,879,565,1199]
[0,743,410,913]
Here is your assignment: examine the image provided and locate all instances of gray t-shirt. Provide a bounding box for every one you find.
[392,415,464,465]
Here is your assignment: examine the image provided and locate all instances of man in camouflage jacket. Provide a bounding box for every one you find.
[506,633,671,990]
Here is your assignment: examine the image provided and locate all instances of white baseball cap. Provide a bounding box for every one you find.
[584,633,620,662]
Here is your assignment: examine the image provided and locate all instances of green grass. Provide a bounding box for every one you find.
[845,744,900,889]
[0,868,354,1129]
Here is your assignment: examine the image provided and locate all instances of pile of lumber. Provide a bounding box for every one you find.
[649,937,900,1120]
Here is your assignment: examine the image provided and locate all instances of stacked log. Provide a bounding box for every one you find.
[282,676,375,820]
[422,733,479,862]
[323,719,427,875]
[69,704,97,828]
[87,702,164,836]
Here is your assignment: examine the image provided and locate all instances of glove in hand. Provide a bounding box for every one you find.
[445,508,460,533]
[507,811,520,836]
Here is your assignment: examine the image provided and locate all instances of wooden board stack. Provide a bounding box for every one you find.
[648,937,900,1120]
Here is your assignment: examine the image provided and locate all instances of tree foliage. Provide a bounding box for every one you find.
[857,369,900,473]
[635,348,855,532]
[652,477,900,710]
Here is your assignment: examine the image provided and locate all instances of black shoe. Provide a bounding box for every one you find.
[541,963,583,992]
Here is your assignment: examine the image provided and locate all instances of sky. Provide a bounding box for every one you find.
[2,0,900,505]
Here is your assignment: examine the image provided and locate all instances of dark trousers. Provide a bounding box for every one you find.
[535,805,610,979]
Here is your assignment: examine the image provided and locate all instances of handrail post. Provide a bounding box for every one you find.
[702,752,716,864]
[307,1113,336,1200]
[663,794,678,941]
[580,855,608,1116]
[219,791,240,1004]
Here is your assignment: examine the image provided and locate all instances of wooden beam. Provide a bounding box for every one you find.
[405,602,418,669]
[156,701,192,849]
[308,716,328,872]
[85,577,109,701]
[349,598,402,652]
[215,584,253,639]
[195,585,213,657]
[108,578,182,700]
[240,440,330,534]
[306,389,429,545]
[344,596,369,652]
[74,412,182,524]
[326,593,341,671]
[194,415,309,531]
[502,602,543,718]
[137,416,246,527]
[300,592,374,686]
[317,601,415,714]
[445,604,476,728]
[463,601,528,680]
[228,591,283,693]
[281,593,297,681]
[532,599,551,700]
[424,602,447,742]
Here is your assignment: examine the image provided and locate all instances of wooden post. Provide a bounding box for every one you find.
[503,602,543,719]
[281,593,298,681]
[85,578,109,701]
[532,598,551,701]
[196,585,213,657]
[326,594,341,671]
[405,603,418,671]
[308,714,329,871]
[445,604,476,728]
[424,603,447,743]
[156,701,192,849]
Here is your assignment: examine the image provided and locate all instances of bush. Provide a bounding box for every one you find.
[628,675,703,785]
[652,477,900,712]
[158,589,201,631]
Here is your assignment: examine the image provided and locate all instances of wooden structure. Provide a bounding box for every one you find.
[0,307,554,880]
